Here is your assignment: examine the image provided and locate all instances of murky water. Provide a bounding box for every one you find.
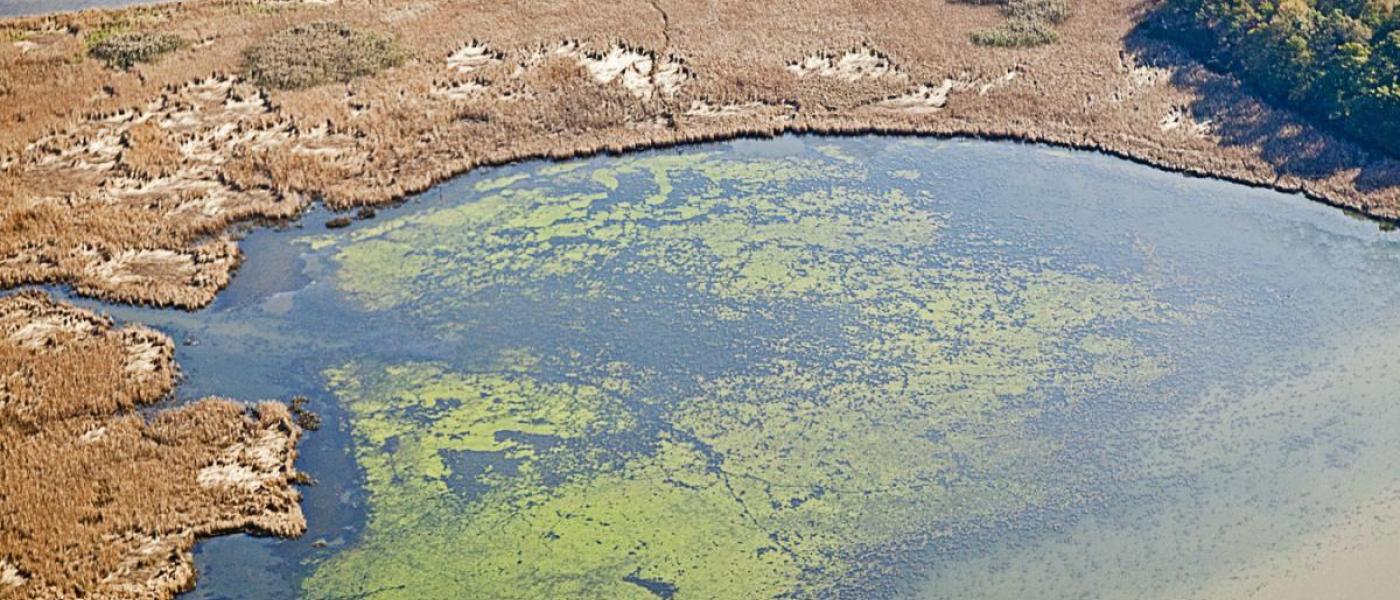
[72,137,1400,599]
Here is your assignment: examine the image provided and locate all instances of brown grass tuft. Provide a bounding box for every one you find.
[119,121,181,179]
[508,55,647,133]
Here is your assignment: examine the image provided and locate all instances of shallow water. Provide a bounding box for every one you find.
[72,136,1400,598]
[0,0,167,17]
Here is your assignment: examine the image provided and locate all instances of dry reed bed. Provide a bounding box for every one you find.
[0,291,304,599]
[0,0,1397,308]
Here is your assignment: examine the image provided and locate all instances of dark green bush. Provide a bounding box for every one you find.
[243,21,405,90]
[88,31,185,70]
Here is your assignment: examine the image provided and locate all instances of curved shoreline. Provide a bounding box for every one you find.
[1,0,1397,309]
[3,0,1400,596]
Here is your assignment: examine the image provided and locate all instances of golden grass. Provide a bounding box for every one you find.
[0,291,304,599]
[0,0,1396,309]
[118,121,181,179]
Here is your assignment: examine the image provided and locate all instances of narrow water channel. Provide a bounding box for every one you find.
[65,136,1400,599]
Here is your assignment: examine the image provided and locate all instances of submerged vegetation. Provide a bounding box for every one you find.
[302,149,1180,598]
[243,21,405,90]
[1152,0,1400,156]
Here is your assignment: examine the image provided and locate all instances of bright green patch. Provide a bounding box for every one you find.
[306,150,1180,598]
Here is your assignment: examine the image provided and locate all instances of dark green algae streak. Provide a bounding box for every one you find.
[299,145,1187,598]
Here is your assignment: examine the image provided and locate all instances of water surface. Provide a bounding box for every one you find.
[73,136,1400,599]
[0,0,167,17]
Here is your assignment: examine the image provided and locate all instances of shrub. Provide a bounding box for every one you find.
[243,21,405,90]
[972,17,1059,47]
[88,31,185,70]
[1007,0,1070,25]
[962,0,1070,47]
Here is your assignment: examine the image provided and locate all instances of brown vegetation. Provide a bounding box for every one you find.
[0,291,304,598]
[1,0,1397,310]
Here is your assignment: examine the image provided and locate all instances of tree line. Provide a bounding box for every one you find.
[1154,0,1400,156]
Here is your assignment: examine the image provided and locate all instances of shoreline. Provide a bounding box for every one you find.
[0,291,305,599]
[1,0,1397,309]
[3,0,1400,596]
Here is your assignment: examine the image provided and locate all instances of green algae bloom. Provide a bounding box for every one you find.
[305,148,1181,598]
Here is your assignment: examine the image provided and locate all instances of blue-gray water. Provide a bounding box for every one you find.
[0,0,165,17]
[55,136,1400,599]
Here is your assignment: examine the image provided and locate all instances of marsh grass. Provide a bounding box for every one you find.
[2,0,1400,597]
[243,21,405,90]
[88,31,185,69]
[118,121,180,178]
[0,292,305,599]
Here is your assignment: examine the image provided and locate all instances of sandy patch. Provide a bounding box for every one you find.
[787,46,905,82]
[1159,104,1213,136]
[875,79,965,112]
[0,292,107,349]
[447,41,502,74]
[0,559,27,588]
[567,43,690,99]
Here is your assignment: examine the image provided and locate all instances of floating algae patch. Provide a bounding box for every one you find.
[94,136,1400,599]
[302,145,1185,598]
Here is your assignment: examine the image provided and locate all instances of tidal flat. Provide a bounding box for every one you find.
[64,136,1400,599]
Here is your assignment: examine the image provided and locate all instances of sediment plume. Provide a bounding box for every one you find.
[0,0,1396,308]
[0,291,304,599]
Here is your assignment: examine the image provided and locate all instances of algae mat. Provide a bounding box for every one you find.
[115,137,1400,599]
[305,144,1177,598]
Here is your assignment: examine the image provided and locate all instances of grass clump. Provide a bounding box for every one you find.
[89,31,185,70]
[243,21,405,90]
[969,0,1070,47]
